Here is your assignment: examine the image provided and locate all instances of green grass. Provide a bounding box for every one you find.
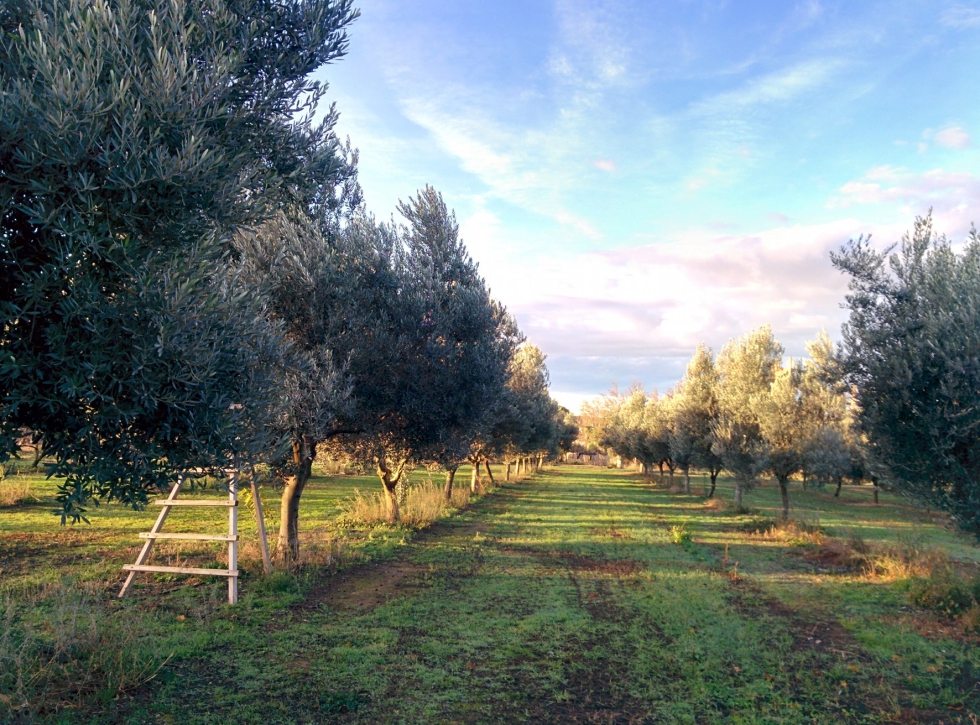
[2,466,979,723]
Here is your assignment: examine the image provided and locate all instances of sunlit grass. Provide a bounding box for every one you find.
[2,464,980,722]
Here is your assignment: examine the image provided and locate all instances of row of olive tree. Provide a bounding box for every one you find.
[0,0,572,558]
[591,327,864,519]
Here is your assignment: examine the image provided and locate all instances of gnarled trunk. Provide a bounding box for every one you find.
[376,455,406,524]
[278,437,315,560]
[484,460,495,485]
[834,477,843,498]
[444,466,458,501]
[778,476,790,521]
[872,476,879,505]
[505,461,512,482]
[733,482,743,508]
[683,466,691,494]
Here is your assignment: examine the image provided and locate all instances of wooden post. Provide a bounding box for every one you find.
[228,470,238,604]
[119,473,184,598]
[250,468,272,576]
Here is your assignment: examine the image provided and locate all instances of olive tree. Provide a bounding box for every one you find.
[0,0,358,519]
[325,188,514,523]
[234,208,357,558]
[756,362,806,520]
[712,326,783,508]
[671,344,723,496]
[832,215,980,537]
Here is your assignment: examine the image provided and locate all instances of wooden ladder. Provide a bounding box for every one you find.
[119,469,271,604]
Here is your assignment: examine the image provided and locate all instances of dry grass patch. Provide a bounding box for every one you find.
[338,479,471,527]
[746,517,827,547]
[702,496,726,511]
[0,478,37,508]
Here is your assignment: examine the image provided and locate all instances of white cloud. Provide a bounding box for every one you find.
[501,220,865,368]
[934,126,972,149]
[830,166,980,233]
[594,159,616,172]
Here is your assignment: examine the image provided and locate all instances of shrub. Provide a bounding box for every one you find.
[669,524,691,545]
[908,567,975,617]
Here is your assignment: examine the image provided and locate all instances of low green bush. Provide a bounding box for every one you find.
[669,524,691,545]
[908,567,975,617]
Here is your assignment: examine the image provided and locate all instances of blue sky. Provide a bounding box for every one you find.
[316,0,980,411]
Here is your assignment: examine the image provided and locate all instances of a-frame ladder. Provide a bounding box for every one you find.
[119,470,246,604]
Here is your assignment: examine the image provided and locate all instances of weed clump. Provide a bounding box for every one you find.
[908,567,975,618]
[669,524,691,545]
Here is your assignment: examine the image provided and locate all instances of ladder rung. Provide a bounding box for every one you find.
[122,564,238,577]
[153,499,236,507]
[139,533,238,542]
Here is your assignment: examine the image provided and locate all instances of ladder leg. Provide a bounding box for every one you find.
[228,470,238,604]
[119,474,184,598]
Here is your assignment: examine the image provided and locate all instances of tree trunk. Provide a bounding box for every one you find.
[779,476,790,521]
[505,461,512,482]
[278,437,314,560]
[484,460,495,485]
[684,466,691,494]
[376,455,405,524]
[708,470,718,498]
[872,477,879,505]
[444,466,457,501]
[658,461,665,485]
[381,479,398,523]
[834,477,843,498]
[470,462,480,492]
[733,482,743,508]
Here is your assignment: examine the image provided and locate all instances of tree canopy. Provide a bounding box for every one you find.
[833,214,980,537]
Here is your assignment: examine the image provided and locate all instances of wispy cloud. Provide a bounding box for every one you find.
[941,5,980,28]
[692,58,842,115]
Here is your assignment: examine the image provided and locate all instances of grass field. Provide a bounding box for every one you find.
[2,465,979,723]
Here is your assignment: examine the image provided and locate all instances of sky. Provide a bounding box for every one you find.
[314,0,980,412]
